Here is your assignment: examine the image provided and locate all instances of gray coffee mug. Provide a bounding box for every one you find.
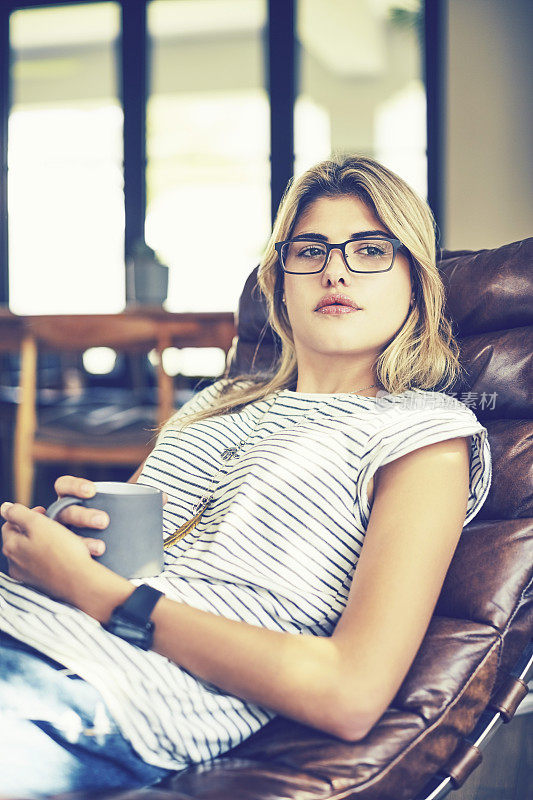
[46,482,164,580]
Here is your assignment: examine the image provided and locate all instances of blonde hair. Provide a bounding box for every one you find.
[160,153,464,436]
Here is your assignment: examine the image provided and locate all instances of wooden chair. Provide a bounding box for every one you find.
[13,310,235,506]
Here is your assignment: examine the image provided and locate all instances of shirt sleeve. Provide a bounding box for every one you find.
[359,403,492,530]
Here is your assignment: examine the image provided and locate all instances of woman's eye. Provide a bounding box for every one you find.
[299,246,324,258]
[359,245,386,257]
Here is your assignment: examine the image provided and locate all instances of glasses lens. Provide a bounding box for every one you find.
[281,240,327,272]
[345,239,394,272]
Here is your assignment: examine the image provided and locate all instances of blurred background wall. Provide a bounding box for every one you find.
[444,0,533,250]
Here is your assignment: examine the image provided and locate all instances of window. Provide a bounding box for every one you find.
[295,0,426,196]
[0,0,433,314]
[8,2,124,314]
[146,0,269,314]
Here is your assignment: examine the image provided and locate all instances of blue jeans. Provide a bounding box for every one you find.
[0,630,175,798]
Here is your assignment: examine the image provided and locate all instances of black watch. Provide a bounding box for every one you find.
[102,585,164,650]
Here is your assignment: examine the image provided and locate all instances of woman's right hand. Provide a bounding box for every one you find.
[51,476,108,557]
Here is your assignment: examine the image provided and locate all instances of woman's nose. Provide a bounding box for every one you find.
[322,247,351,279]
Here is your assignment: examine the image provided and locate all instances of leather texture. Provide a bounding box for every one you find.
[48,237,533,799]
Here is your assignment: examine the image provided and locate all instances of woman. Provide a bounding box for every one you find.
[0,155,492,798]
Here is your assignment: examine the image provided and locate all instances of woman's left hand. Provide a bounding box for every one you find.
[1,501,98,605]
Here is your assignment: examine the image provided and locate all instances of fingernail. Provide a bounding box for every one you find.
[1,502,13,515]
[81,484,94,496]
[91,513,108,527]
[93,542,105,555]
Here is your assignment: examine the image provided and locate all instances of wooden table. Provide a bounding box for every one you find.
[0,306,237,424]
[0,308,238,504]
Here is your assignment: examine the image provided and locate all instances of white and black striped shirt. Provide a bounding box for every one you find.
[0,379,492,770]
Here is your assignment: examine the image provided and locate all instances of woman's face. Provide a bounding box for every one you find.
[281,194,414,369]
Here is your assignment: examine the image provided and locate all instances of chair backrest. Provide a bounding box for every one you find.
[166,237,531,799]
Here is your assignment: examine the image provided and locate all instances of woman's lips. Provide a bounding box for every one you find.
[314,306,361,315]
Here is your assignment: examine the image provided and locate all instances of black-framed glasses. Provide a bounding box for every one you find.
[274,235,406,274]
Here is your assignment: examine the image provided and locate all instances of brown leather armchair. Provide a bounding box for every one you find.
[41,237,533,799]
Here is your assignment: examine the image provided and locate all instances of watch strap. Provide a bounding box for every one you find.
[118,584,164,624]
[102,585,164,649]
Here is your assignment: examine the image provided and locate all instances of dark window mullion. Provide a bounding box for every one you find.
[120,0,148,259]
[0,5,10,304]
[267,0,296,226]
[424,0,446,245]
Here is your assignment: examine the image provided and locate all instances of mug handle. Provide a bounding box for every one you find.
[46,495,85,521]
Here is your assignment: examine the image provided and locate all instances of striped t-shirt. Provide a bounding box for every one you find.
[0,378,492,771]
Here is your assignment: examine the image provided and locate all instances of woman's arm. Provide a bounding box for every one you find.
[330,435,471,739]
[1,435,470,744]
[103,435,470,742]
[70,563,354,740]
[0,502,362,741]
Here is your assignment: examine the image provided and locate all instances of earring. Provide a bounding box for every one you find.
[282,295,286,303]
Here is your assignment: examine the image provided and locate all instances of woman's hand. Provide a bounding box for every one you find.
[53,476,109,557]
[1,501,99,604]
